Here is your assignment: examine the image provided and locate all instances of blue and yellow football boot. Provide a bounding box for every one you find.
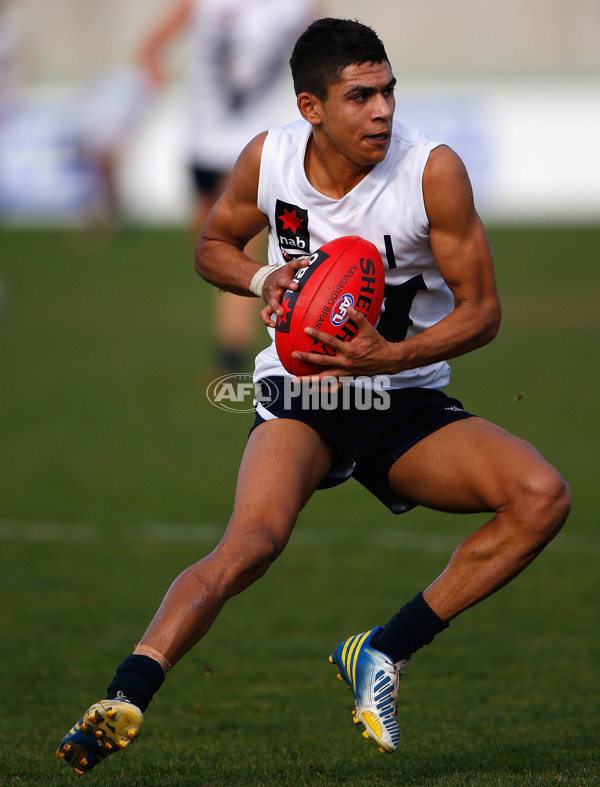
[56,698,143,775]
[329,627,409,753]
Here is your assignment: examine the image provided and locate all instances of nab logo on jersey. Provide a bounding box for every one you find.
[275,199,310,260]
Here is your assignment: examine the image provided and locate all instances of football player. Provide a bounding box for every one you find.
[57,17,570,773]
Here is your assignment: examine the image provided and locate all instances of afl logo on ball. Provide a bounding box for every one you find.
[330,293,354,326]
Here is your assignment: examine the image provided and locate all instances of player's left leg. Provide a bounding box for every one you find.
[331,416,570,753]
[386,416,571,622]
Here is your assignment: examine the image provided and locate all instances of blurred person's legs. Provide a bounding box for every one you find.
[73,64,158,237]
[192,165,262,375]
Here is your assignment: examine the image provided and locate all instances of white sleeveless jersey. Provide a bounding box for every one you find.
[254,119,453,391]
[186,0,313,170]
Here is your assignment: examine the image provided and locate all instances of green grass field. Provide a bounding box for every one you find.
[1,226,598,786]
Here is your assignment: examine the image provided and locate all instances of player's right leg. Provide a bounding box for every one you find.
[57,419,333,774]
[137,418,333,664]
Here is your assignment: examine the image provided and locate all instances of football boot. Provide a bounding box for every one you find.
[56,697,143,775]
[329,627,409,753]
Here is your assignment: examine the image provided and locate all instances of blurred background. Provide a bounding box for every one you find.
[1,0,599,225]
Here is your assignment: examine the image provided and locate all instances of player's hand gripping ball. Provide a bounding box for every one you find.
[275,235,385,376]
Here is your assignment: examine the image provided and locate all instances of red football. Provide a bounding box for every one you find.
[275,235,385,376]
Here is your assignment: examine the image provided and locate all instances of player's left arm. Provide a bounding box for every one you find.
[384,144,502,371]
[293,145,501,378]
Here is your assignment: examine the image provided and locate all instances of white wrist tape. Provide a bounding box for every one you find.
[249,265,274,297]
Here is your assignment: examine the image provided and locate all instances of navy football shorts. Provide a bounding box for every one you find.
[251,378,474,514]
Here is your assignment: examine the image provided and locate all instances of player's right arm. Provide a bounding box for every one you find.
[194,133,308,324]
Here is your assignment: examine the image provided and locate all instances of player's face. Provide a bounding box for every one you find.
[317,61,396,168]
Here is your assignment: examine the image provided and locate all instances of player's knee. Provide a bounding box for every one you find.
[243,526,288,573]
[517,464,571,545]
[219,519,292,593]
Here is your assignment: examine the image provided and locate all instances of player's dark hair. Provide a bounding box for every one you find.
[290,18,389,100]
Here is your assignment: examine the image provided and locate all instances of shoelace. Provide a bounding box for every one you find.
[384,658,410,706]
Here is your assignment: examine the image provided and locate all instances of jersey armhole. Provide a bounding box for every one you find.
[257,129,276,215]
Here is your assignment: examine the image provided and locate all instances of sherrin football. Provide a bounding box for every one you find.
[275,235,385,376]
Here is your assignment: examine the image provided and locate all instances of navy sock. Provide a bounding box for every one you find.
[370,592,449,663]
[215,346,246,375]
[106,654,165,713]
